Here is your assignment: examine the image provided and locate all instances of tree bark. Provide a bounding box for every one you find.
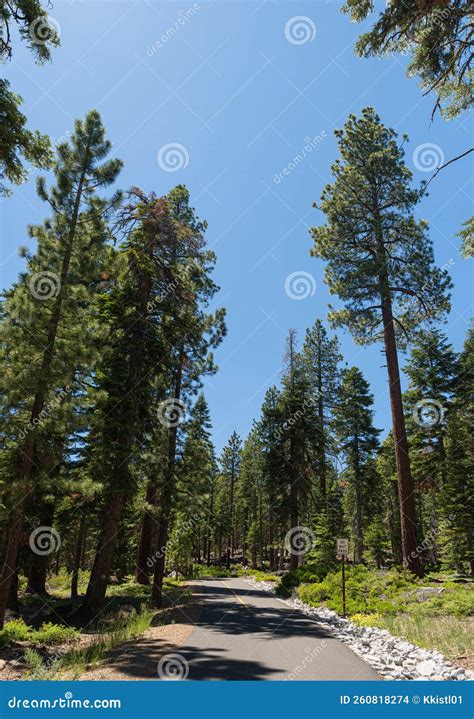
[378,278,422,576]
[287,330,300,572]
[229,465,236,562]
[317,342,327,497]
[26,499,56,595]
[205,478,214,566]
[151,352,184,607]
[135,482,157,584]
[0,514,24,627]
[71,509,87,600]
[7,568,19,613]
[268,485,276,571]
[82,490,125,617]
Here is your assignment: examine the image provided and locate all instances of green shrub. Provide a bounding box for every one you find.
[34,623,78,645]
[24,649,65,680]
[295,565,473,619]
[191,564,233,579]
[238,569,280,583]
[0,618,31,644]
[0,619,79,647]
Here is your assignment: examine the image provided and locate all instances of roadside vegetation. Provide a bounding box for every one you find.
[0,576,188,679]
[254,566,473,669]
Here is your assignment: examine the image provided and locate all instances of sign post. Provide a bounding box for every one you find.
[336,538,349,617]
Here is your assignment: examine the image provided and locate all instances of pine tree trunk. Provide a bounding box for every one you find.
[353,438,364,564]
[205,480,214,567]
[438,435,447,485]
[388,480,403,565]
[378,279,422,576]
[82,490,125,617]
[268,505,276,571]
[7,568,19,613]
[287,330,300,571]
[135,482,157,584]
[317,344,327,497]
[258,488,264,569]
[26,499,56,595]
[71,509,87,600]
[229,464,235,561]
[289,472,299,571]
[0,514,24,628]
[151,354,184,607]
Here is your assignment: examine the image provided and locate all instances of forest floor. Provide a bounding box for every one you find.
[0,576,194,680]
[75,586,203,680]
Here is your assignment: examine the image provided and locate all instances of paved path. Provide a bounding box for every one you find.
[175,577,380,680]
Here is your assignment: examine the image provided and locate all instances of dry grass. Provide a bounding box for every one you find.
[378,614,473,670]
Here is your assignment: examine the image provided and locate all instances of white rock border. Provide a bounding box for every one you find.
[244,576,473,681]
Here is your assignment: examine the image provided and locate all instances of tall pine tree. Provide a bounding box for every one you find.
[311,107,451,576]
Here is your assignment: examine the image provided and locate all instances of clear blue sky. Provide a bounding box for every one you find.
[1,0,473,452]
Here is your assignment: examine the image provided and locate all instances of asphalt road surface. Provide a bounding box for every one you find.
[176,577,381,680]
